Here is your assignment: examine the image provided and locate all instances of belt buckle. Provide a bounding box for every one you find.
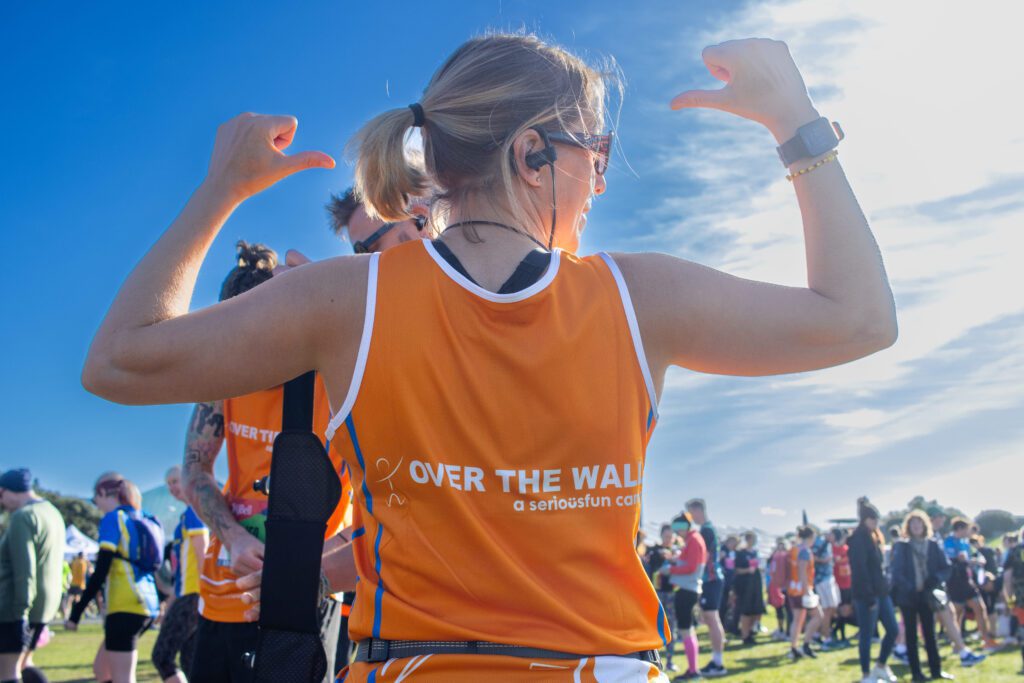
[369,639,390,663]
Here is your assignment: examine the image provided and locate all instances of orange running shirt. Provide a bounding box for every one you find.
[327,242,667,682]
[787,545,815,597]
[199,376,354,623]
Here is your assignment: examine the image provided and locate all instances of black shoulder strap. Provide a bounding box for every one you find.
[498,249,548,293]
[282,371,316,431]
[431,240,479,285]
[250,371,339,682]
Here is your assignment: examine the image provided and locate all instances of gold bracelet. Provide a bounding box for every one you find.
[786,150,839,182]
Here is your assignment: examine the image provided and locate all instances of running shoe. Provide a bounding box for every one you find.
[869,663,897,682]
[801,642,818,659]
[741,635,756,646]
[893,648,910,664]
[983,637,1002,651]
[699,661,728,677]
[770,629,788,642]
[665,660,679,672]
[932,672,955,680]
[787,647,804,660]
[958,649,986,667]
[673,671,702,681]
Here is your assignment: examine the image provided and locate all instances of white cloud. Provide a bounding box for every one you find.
[634,1,1024,527]
[760,506,787,517]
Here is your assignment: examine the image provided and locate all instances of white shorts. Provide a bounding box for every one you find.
[815,576,841,610]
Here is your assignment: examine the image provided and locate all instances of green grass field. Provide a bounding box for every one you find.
[29,622,1024,682]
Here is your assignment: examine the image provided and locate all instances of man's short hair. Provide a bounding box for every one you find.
[685,498,706,513]
[326,188,360,236]
[797,525,816,540]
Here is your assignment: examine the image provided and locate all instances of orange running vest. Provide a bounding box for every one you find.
[199,377,353,623]
[787,545,815,597]
[326,241,666,681]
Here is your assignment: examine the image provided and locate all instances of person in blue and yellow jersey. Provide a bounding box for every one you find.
[83,30,898,682]
[151,466,208,683]
[67,473,159,683]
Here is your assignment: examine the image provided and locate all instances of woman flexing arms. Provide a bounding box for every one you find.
[83,34,895,682]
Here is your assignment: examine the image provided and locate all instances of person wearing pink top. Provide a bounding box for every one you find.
[660,513,707,681]
[767,538,792,641]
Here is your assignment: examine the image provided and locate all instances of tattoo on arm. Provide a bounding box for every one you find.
[183,400,243,545]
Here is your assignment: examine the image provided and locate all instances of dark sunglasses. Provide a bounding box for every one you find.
[352,215,426,254]
[546,131,613,176]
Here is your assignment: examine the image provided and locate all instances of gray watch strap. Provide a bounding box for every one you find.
[776,117,844,166]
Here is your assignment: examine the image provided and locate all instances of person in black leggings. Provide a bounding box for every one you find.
[661,513,706,681]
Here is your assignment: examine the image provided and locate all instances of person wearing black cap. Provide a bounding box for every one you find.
[0,469,66,683]
[847,497,898,683]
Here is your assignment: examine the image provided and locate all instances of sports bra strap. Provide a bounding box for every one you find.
[430,241,548,294]
[354,638,662,666]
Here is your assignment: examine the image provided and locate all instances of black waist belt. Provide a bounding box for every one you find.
[354,638,661,666]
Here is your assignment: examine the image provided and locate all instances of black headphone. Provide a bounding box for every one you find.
[524,126,558,170]
[508,125,559,250]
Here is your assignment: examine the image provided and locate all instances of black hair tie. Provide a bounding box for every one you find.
[408,103,425,128]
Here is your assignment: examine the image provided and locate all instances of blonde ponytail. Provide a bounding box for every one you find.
[350,107,429,222]
[348,33,617,226]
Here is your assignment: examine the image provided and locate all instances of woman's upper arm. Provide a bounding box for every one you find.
[614,251,896,377]
[85,255,368,405]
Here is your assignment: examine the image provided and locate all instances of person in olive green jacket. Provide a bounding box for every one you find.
[0,469,66,683]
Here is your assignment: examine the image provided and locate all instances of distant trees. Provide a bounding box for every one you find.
[975,509,1023,540]
[875,497,1021,541]
[881,496,966,535]
[36,484,101,539]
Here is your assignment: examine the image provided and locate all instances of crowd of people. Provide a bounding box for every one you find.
[641,497,1024,682]
[5,452,1022,683]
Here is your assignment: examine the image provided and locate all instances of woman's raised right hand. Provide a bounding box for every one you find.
[671,38,819,140]
[204,113,335,202]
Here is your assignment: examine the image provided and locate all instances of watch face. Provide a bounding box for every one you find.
[801,120,838,156]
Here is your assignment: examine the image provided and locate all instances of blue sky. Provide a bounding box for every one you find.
[3,1,1021,534]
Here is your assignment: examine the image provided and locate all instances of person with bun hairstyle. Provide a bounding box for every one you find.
[180,241,353,683]
[67,473,160,683]
[786,525,823,662]
[848,498,899,683]
[83,30,897,681]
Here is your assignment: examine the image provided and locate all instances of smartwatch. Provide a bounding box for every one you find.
[776,117,844,166]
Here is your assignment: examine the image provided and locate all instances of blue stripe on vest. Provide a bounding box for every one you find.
[656,601,669,648]
[345,416,386,639]
[346,416,373,515]
[373,524,386,638]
